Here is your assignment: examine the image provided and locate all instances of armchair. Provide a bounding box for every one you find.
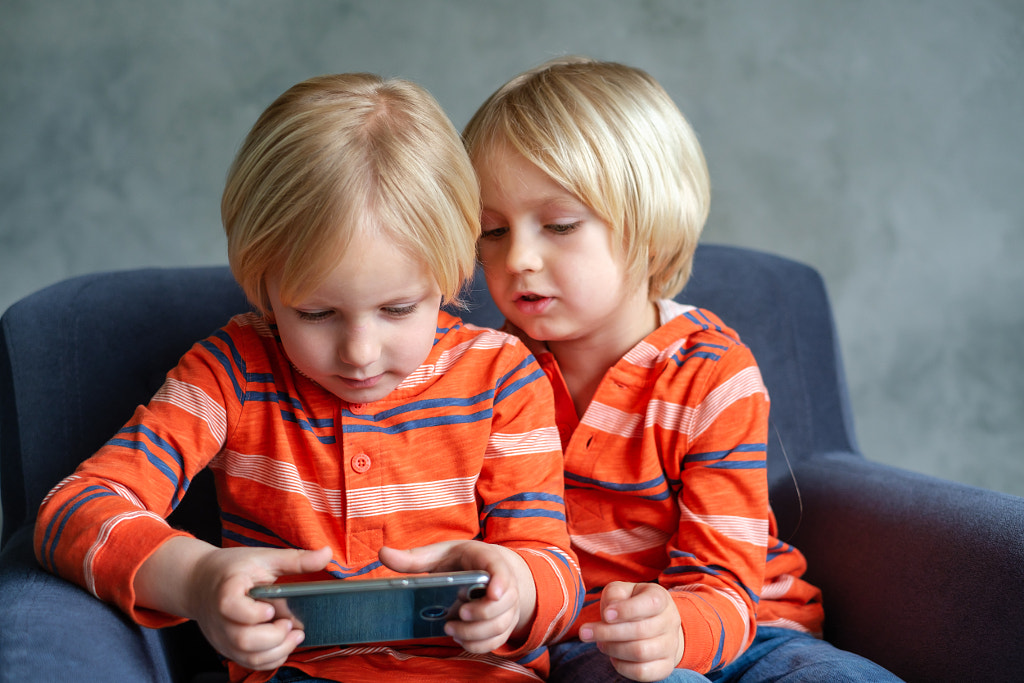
[2,245,1021,681]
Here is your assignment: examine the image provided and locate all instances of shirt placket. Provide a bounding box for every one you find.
[338,401,386,566]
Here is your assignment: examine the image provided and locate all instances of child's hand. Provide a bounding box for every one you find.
[184,544,332,669]
[379,541,537,653]
[136,538,332,671]
[578,580,685,682]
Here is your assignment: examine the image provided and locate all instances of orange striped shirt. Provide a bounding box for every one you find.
[35,311,583,682]
[531,301,823,674]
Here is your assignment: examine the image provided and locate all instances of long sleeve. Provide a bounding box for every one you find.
[653,322,769,671]
[34,320,241,627]
[475,341,583,662]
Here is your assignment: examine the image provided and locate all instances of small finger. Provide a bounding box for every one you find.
[604,584,670,623]
[219,581,276,624]
[445,616,513,654]
[588,611,675,645]
[236,627,306,672]
[598,635,659,664]
[580,619,634,644]
[456,584,514,623]
[228,617,297,655]
[609,656,675,683]
[598,581,635,623]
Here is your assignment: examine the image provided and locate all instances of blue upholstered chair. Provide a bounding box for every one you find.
[2,245,1022,681]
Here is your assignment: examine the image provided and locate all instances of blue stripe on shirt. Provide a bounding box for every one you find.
[109,424,192,505]
[342,390,495,424]
[480,492,565,516]
[563,471,671,500]
[343,410,493,434]
[199,331,275,403]
[685,444,767,469]
[43,486,119,572]
[495,360,545,404]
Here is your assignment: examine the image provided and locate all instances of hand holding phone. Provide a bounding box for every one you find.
[249,571,490,647]
[136,540,334,671]
[378,541,538,654]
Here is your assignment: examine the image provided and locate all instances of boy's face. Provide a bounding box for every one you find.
[475,144,654,354]
[266,228,442,405]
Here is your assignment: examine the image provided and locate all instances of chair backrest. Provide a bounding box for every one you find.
[679,245,861,534]
[0,266,250,544]
[0,245,858,545]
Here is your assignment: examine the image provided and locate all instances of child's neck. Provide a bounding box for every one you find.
[548,299,659,417]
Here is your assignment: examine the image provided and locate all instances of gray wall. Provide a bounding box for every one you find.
[2,0,1022,499]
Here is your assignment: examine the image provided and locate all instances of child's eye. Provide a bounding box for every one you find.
[546,222,580,235]
[480,226,508,240]
[383,304,418,318]
[297,310,333,322]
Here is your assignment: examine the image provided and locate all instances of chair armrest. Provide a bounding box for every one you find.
[786,453,1024,682]
[0,525,175,681]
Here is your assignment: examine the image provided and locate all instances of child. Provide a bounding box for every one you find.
[34,73,582,683]
[464,57,903,682]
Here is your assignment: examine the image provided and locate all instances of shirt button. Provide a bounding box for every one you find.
[352,453,372,473]
[349,403,366,414]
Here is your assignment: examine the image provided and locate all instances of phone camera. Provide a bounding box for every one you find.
[419,605,448,621]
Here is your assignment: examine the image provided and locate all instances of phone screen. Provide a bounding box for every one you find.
[250,571,490,647]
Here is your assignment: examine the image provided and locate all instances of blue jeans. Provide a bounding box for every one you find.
[548,627,905,682]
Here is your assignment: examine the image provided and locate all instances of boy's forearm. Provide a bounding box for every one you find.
[133,535,219,620]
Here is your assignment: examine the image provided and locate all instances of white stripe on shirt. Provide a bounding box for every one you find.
[678,501,769,547]
[571,525,671,556]
[85,509,166,597]
[397,330,512,389]
[209,450,344,516]
[152,378,228,445]
[484,427,561,458]
[581,402,643,439]
[346,476,478,518]
[646,366,767,439]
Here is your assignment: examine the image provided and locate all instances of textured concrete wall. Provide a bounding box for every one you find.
[2,0,1021,497]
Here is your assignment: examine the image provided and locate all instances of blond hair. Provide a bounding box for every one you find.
[222,73,480,313]
[463,57,709,299]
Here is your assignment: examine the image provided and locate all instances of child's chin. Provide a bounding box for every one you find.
[331,379,398,405]
[519,322,566,344]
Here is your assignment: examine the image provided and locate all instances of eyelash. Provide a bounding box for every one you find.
[547,222,579,234]
[479,222,579,240]
[297,310,332,322]
[297,305,418,322]
[383,305,418,318]
[480,226,507,240]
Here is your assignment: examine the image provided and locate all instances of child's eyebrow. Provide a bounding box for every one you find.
[484,195,587,216]
[541,195,585,210]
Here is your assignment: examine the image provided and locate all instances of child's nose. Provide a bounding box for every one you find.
[505,232,543,274]
[339,327,380,368]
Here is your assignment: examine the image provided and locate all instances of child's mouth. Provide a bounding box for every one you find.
[340,374,384,389]
[514,293,552,314]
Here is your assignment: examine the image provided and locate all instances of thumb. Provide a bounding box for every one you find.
[265,546,333,579]
[600,581,636,623]
[378,541,463,574]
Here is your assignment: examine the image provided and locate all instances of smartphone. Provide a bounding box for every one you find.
[248,570,490,647]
